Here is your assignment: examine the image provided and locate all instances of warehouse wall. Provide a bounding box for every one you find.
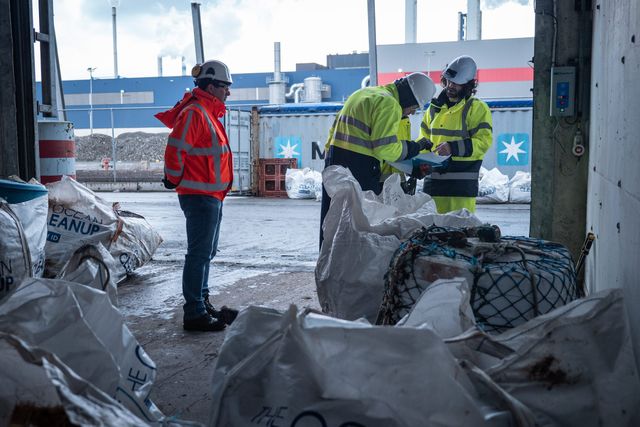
[586,0,640,368]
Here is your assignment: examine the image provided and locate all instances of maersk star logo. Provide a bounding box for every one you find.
[497,133,529,166]
[278,139,300,158]
[274,136,303,166]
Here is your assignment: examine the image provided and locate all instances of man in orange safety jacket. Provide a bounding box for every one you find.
[155,59,238,332]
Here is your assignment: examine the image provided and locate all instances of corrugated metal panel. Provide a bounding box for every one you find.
[224,109,252,192]
[259,105,532,178]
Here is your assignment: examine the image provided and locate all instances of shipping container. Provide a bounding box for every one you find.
[257,100,532,180]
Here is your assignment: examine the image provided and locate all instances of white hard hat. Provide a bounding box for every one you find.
[191,60,233,84]
[405,72,436,107]
[442,55,477,84]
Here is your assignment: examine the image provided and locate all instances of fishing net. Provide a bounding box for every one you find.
[376,225,578,333]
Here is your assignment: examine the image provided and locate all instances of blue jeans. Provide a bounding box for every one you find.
[178,194,223,320]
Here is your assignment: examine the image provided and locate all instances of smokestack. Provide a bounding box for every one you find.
[405,0,417,44]
[274,42,281,82]
[111,3,119,77]
[466,0,482,40]
[181,56,186,76]
[157,56,163,77]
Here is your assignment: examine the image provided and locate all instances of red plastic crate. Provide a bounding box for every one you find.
[258,158,297,197]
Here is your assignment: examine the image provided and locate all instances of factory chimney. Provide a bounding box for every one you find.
[405,0,417,44]
[466,0,482,40]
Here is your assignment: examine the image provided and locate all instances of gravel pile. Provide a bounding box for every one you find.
[76,132,169,162]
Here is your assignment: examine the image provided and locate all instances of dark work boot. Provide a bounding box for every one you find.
[183,313,226,332]
[204,295,239,325]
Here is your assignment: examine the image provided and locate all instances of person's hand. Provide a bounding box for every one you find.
[435,142,452,156]
[416,137,433,152]
[162,176,177,189]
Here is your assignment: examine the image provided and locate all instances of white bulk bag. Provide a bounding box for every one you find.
[285,167,319,199]
[0,194,48,299]
[55,243,118,306]
[209,305,514,427]
[316,166,480,322]
[0,278,164,422]
[477,167,509,204]
[509,171,531,203]
[44,176,163,282]
[0,332,150,426]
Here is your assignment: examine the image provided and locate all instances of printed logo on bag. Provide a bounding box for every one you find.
[497,133,529,166]
[47,204,104,238]
[274,135,302,166]
[0,260,14,293]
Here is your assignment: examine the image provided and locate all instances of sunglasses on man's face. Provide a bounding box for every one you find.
[213,82,231,89]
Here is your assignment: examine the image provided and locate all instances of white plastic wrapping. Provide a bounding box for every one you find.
[285,167,322,200]
[316,166,480,322]
[0,278,163,423]
[477,167,510,204]
[508,171,531,203]
[44,176,163,282]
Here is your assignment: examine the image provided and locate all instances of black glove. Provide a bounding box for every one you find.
[162,176,177,189]
[416,137,433,152]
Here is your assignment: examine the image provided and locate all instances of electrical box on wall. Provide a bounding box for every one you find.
[550,66,576,117]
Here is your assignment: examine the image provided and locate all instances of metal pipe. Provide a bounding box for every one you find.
[110,108,116,182]
[157,56,163,77]
[191,2,204,63]
[367,0,378,86]
[285,83,304,98]
[112,6,118,77]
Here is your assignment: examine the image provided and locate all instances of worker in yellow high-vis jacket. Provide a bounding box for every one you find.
[420,55,493,214]
[320,73,436,248]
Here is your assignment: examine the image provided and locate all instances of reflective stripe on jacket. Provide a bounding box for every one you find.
[156,88,233,201]
[381,116,411,179]
[420,95,492,199]
[325,84,415,167]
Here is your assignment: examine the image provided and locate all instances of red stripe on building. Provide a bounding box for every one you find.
[378,67,532,85]
[39,139,76,158]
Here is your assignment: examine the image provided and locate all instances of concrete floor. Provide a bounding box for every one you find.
[98,192,530,425]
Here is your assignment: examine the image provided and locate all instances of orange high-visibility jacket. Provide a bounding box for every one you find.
[156,88,233,201]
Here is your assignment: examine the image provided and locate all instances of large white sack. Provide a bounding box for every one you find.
[285,167,322,199]
[485,289,640,426]
[316,166,480,322]
[0,278,164,423]
[509,171,531,203]
[209,305,521,427]
[408,279,640,426]
[44,176,163,282]
[0,194,48,299]
[477,167,509,204]
[0,332,151,427]
[55,243,119,306]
